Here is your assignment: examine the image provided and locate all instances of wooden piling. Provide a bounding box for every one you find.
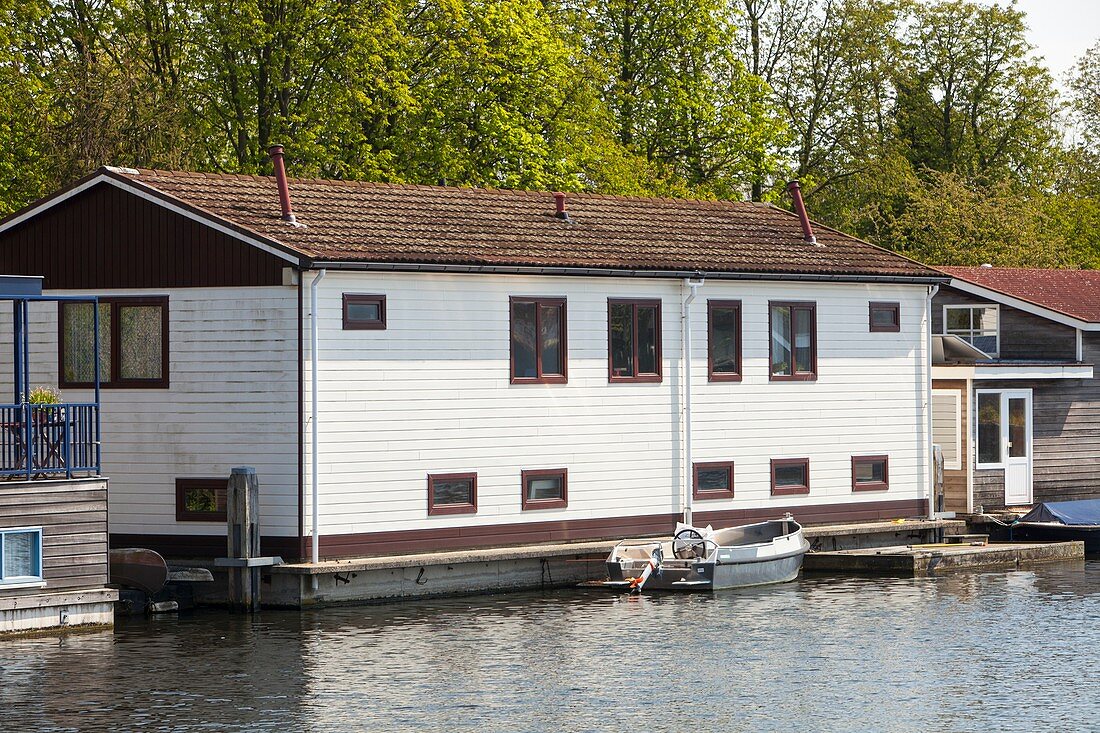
[227,467,260,612]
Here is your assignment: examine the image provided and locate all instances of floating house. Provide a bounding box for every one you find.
[0,155,946,567]
[0,274,115,634]
[931,267,1100,513]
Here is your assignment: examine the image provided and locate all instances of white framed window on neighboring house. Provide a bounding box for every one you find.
[944,304,999,357]
[0,527,44,588]
[931,390,963,471]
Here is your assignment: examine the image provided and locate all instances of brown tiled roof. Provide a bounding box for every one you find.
[105,167,939,279]
[940,266,1100,323]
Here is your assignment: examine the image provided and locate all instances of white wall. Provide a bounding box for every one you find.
[304,272,931,538]
[2,287,300,538]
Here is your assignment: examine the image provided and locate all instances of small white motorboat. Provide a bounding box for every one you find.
[603,515,809,592]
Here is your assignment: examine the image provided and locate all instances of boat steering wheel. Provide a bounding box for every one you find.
[673,528,707,560]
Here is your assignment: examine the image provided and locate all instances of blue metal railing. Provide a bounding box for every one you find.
[0,403,101,480]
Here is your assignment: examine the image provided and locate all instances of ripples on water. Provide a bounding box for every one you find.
[1,561,1098,732]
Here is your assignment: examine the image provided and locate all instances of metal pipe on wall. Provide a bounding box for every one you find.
[310,269,327,575]
[682,277,703,526]
[927,283,940,519]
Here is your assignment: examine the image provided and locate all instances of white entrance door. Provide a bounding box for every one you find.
[1003,390,1033,505]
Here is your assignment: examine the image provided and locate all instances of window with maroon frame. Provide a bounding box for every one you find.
[521,468,567,510]
[176,478,228,522]
[771,458,810,496]
[427,473,477,515]
[852,455,889,491]
[59,296,169,388]
[708,300,742,381]
[342,294,386,330]
[869,302,900,333]
[510,297,566,383]
[608,299,661,382]
[693,462,735,500]
[769,302,816,380]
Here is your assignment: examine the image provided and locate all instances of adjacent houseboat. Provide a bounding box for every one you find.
[931,266,1099,513]
[0,155,946,567]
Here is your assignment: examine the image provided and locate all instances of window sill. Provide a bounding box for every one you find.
[60,381,170,390]
[511,376,568,385]
[708,373,743,383]
[769,374,817,382]
[852,483,889,492]
[609,375,662,384]
[0,579,46,590]
[693,490,735,500]
[771,486,810,496]
[521,499,568,511]
[428,504,477,516]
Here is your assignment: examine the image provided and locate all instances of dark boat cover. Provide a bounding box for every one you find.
[1019,499,1100,526]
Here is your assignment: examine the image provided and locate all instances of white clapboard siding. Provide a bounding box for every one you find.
[303,272,931,537]
[0,288,300,537]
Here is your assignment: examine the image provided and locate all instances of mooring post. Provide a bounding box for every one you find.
[227,466,261,612]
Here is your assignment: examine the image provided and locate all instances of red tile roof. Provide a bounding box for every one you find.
[100,167,938,279]
[940,266,1100,323]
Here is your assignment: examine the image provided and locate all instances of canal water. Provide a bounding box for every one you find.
[3,561,1098,732]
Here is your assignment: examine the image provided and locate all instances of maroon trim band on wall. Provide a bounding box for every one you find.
[58,295,170,389]
[768,300,817,382]
[509,296,568,384]
[707,300,743,382]
[520,468,568,510]
[427,472,478,516]
[692,461,735,500]
[851,455,890,492]
[608,298,663,383]
[771,457,810,496]
[868,302,901,333]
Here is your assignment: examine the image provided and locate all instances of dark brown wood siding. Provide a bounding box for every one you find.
[0,182,286,289]
[933,286,1077,360]
[0,478,108,598]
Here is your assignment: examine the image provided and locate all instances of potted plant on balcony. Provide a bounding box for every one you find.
[27,386,63,426]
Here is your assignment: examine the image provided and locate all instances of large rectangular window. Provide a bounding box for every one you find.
[521,469,568,510]
[511,298,567,384]
[851,455,889,491]
[708,301,742,381]
[0,527,43,585]
[176,478,229,522]
[977,392,1002,466]
[771,458,810,496]
[944,305,998,356]
[60,297,168,388]
[609,299,661,382]
[427,473,477,515]
[769,302,816,380]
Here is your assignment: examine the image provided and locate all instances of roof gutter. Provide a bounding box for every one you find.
[307,261,948,286]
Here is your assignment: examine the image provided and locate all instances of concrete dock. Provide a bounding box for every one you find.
[804,540,1085,575]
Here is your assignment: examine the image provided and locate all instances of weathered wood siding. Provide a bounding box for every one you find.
[932,286,1077,360]
[304,271,933,554]
[933,379,968,513]
[0,288,301,546]
[0,478,107,598]
[0,182,286,289]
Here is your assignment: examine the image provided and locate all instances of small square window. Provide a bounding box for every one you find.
[693,462,735,500]
[428,473,477,515]
[0,528,43,584]
[176,478,228,522]
[521,469,568,510]
[869,302,900,332]
[771,458,810,496]
[343,294,386,330]
[852,456,889,491]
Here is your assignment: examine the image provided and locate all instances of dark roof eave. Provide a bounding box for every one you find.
[307,259,948,285]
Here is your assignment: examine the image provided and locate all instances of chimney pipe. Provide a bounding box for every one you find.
[268,145,296,225]
[553,192,571,222]
[786,181,816,245]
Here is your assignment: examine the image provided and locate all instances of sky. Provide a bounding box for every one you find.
[1006,0,1100,80]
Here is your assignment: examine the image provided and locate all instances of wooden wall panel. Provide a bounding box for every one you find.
[0,183,286,289]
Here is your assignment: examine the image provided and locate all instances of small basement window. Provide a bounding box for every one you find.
[693,462,735,500]
[521,469,568,510]
[343,294,386,330]
[60,297,169,388]
[869,302,900,332]
[428,473,477,515]
[511,297,567,383]
[708,301,742,381]
[176,478,228,522]
[852,455,889,491]
[769,302,816,380]
[609,299,662,382]
[771,458,810,496]
[0,527,43,585]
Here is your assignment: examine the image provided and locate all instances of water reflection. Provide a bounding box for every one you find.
[2,561,1097,732]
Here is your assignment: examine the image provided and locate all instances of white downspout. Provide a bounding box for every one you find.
[927,284,939,519]
[310,269,327,579]
[682,277,703,526]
